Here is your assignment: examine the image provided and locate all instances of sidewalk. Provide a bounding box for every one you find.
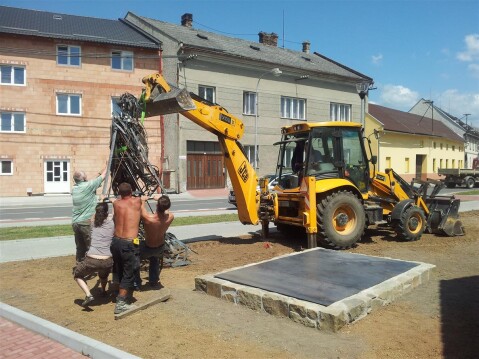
[0,221,262,263]
[0,187,230,207]
[0,316,85,359]
[0,303,141,359]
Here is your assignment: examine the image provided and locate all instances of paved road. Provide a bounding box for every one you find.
[0,197,233,223]
[0,192,236,227]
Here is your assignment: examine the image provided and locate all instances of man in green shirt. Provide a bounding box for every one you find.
[72,164,107,263]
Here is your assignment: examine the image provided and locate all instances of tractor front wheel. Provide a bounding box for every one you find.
[394,206,426,241]
[317,191,365,249]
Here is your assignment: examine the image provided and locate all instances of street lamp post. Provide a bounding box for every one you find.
[254,67,282,169]
[356,82,369,127]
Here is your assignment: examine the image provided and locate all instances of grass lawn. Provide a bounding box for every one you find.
[0,214,239,241]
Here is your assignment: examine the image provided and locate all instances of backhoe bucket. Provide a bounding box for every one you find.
[145,87,196,117]
[426,197,465,236]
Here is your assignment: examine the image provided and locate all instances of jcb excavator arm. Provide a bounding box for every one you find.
[141,73,260,225]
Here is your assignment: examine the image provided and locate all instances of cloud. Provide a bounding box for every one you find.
[435,89,479,127]
[371,53,383,65]
[457,34,479,61]
[376,84,479,128]
[379,84,420,109]
[457,34,479,79]
[468,63,479,79]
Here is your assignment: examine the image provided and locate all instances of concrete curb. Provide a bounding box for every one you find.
[0,302,141,359]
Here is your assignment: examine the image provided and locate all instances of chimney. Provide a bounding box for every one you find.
[258,32,278,47]
[181,13,193,27]
[302,41,311,54]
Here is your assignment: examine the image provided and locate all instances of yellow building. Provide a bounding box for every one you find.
[368,104,464,182]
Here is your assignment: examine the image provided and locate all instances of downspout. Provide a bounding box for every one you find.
[159,49,165,191]
[176,59,181,193]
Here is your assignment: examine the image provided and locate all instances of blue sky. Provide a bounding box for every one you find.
[3,0,479,127]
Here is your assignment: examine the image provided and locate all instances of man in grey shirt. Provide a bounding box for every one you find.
[71,163,107,263]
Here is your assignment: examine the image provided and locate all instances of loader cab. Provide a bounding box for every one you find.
[275,123,370,193]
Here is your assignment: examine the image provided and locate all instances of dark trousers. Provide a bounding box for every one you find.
[110,237,140,290]
[136,242,165,286]
[72,220,91,263]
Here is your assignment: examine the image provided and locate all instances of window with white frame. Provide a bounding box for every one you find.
[244,145,257,165]
[56,93,81,115]
[0,159,13,175]
[199,85,215,103]
[330,103,351,121]
[111,50,133,71]
[57,45,81,66]
[0,65,26,85]
[281,96,306,120]
[1,112,25,132]
[243,91,257,115]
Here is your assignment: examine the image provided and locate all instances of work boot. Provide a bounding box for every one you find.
[114,297,137,315]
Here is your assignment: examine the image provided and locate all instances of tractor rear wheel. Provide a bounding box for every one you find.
[394,206,426,241]
[317,191,365,249]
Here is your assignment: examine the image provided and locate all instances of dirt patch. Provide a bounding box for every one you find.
[1,211,478,359]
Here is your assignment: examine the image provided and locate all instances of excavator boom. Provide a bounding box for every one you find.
[141,73,259,225]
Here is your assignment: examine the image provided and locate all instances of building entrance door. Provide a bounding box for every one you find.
[415,154,426,180]
[186,154,224,189]
[44,160,70,193]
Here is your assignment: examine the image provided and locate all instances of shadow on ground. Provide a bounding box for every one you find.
[440,275,479,359]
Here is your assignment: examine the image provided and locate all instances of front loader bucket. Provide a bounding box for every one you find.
[145,87,196,117]
[426,197,465,236]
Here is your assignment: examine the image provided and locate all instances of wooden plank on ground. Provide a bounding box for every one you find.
[114,287,171,320]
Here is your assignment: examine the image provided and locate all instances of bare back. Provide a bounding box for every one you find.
[113,196,142,239]
[141,211,175,247]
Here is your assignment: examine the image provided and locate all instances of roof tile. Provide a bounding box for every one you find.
[0,6,160,49]
[369,104,464,142]
[130,13,372,82]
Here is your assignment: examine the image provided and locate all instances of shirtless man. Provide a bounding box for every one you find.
[110,182,142,315]
[137,194,175,288]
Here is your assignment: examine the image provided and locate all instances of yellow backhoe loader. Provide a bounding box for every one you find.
[139,73,464,249]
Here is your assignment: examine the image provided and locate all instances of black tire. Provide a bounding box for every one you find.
[394,206,426,241]
[317,191,365,249]
[466,177,475,189]
[446,182,456,188]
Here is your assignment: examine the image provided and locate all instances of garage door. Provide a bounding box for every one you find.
[186,153,224,189]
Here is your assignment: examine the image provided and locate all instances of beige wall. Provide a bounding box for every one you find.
[377,131,464,182]
[0,35,160,196]
[179,61,363,180]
